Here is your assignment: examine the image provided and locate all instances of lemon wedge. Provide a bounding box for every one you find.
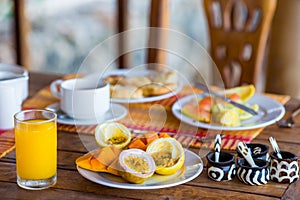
[223,84,255,102]
[146,138,185,175]
[95,122,131,149]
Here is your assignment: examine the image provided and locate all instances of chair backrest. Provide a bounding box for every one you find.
[203,0,277,88]
[117,0,169,70]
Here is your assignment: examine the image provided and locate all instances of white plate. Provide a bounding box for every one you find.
[102,68,182,104]
[46,103,127,125]
[172,94,285,131]
[77,149,203,190]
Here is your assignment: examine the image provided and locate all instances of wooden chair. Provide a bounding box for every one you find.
[117,0,169,70]
[203,0,277,88]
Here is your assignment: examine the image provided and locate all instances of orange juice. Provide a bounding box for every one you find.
[15,119,57,180]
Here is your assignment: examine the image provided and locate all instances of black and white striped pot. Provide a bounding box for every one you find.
[236,143,270,162]
[206,151,236,182]
[237,158,269,185]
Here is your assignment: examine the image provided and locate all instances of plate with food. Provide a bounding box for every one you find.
[76,122,203,189]
[171,85,285,131]
[102,68,182,103]
[77,149,202,189]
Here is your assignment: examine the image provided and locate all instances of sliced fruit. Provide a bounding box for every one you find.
[146,138,185,175]
[223,84,255,102]
[107,158,122,176]
[145,132,159,145]
[198,96,213,111]
[238,103,259,120]
[181,103,211,123]
[75,146,121,175]
[95,122,131,149]
[215,109,241,127]
[118,149,156,184]
[227,93,242,103]
[128,138,147,151]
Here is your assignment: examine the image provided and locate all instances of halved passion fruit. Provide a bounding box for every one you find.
[146,138,185,175]
[118,149,156,184]
[95,122,131,149]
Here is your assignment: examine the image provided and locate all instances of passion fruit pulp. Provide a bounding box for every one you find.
[146,138,185,175]
[95,122,131,149]
[118,149,156,184]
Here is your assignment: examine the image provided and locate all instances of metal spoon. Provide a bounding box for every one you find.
[277,106,300,128]
[214,134,222,162]
[237,142,258,167]
[269,137,282,159]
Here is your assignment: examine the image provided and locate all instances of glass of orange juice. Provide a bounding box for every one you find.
[14,109,57,190]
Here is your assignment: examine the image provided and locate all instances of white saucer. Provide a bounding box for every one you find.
[46,103,127,125]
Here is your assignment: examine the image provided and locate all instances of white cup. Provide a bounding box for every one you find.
[0,86,21,130]
[0,63,29,106]
[50,78,110,120]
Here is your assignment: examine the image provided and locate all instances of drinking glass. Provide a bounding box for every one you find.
[14,109,57,190]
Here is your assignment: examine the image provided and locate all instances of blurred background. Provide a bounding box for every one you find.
[0,0,208,74]
[1,0,300,98]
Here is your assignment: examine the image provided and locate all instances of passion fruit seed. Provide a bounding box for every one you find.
[95,122,131,149]
[151,151,179,168]
[146,138,185,175]
[124,155,151,174]
[119,149,156,184]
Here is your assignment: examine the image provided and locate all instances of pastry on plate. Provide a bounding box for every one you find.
[110,84,143,99]
[103,69,178,99]
[103,75,125,85]
[118,76,152,88]
[142,83,177,96]
[147,69,178,85]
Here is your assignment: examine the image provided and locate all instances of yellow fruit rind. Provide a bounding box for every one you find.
[146,138,185,175]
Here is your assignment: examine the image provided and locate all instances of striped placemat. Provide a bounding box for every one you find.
[0,82,290,159]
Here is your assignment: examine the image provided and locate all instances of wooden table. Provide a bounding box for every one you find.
[0,72,299,199]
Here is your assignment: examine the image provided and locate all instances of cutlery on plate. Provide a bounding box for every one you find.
[277,106,300,128]
[237,142,258,167]
[214,134,222,162]
[269,137,282,159]
[194,82,259,116]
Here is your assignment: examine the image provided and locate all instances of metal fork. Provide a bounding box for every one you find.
[277,106,300,128]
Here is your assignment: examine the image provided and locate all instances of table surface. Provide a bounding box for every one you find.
[1,72,300,200]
